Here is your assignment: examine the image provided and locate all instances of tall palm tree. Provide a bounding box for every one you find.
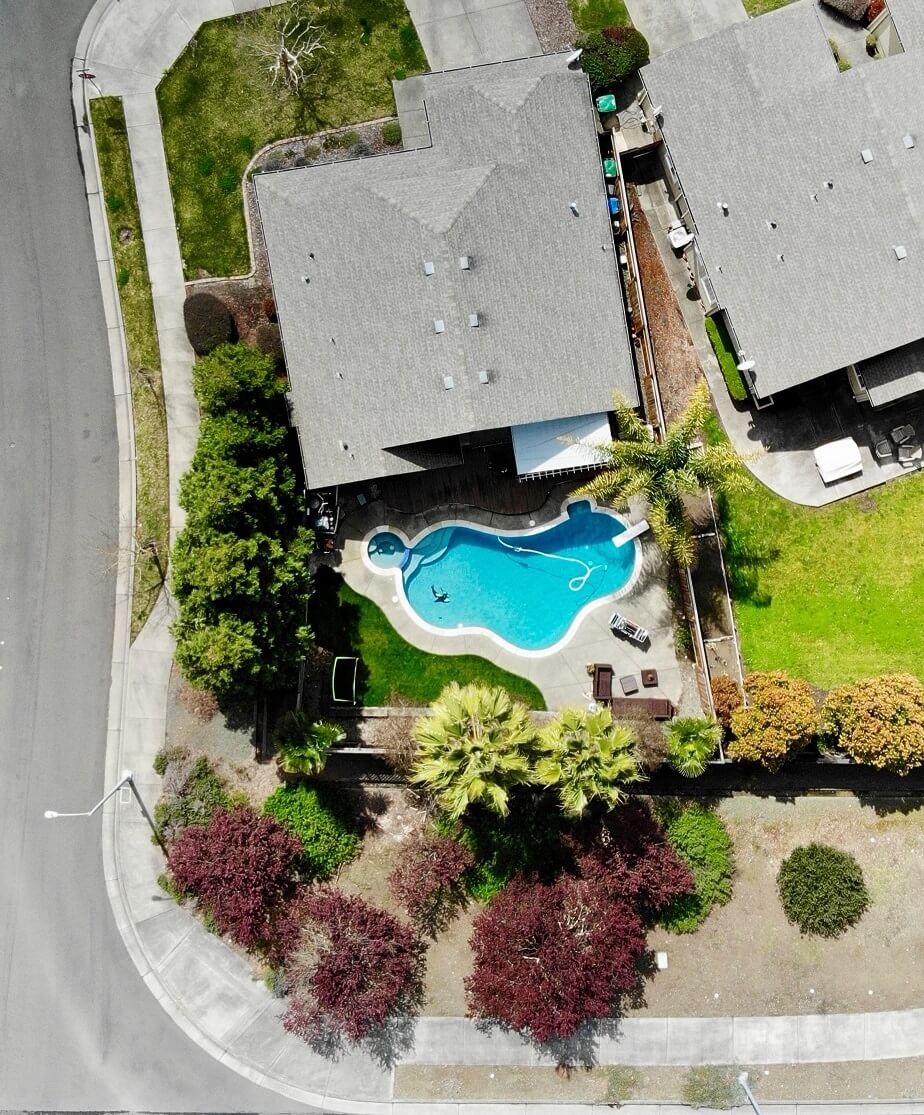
[664,716,721,778]
[275,712,344,777]
[534,705,644,818]
[579,382,747,567]
[410,683,536,821]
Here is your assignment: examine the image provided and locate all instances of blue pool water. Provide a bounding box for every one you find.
[365,500,637,652]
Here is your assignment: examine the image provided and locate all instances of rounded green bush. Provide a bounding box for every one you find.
[262,784,360,880]
[777,842,868,937]
[659,805,734,933]
[578,26,650,91]
[381,121,402,147]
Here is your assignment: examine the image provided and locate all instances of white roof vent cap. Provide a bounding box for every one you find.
[904,134,916,149]
[894,245,908,260]
[443,375,455,390]
[479,369,491,384]
[468,313,480,328]
[423,260,435,276]
[458,255,470,270]
[433,319,445,334]
[861,149,874,164]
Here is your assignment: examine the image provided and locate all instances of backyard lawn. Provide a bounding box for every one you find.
[157,0,426,277]
[308,567,546,708]
[712,416,924,686]
[91,97,169,639]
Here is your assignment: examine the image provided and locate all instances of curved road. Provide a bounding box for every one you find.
[0,3,304,1108]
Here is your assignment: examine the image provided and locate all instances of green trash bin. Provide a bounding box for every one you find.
[596,94,617,113]
[603,157,618,178]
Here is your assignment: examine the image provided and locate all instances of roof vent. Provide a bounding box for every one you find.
[861,149,874,164]
[468,313,480,328]
[824,180,835,189]
[338,440,348,452]
[894,245,908,260]
[767,220,777,230]
[811,192,819,202]
[904,134,916,149]
[458,255,470,270]
[423,260,435,276]
[777,253,785,263]
[479,369,491,384]
[718,202,729,215]
[302,275,310,284]
[433,319,445,334]
[443,375,455,390]
[569,200,580,216]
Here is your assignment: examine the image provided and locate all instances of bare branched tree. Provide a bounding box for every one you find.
[252,8,325,93]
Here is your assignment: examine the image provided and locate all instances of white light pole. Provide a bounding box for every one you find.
[738,1072,763,1115]
[45,769,166,854]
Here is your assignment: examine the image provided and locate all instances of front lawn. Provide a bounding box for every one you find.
[90,97,169,639]
[743,0,795,14]
[308,567,546,708]
[711,417,924,686]
[157,0,426,278]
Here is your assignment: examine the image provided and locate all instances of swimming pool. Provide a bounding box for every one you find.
[363,499,640,655]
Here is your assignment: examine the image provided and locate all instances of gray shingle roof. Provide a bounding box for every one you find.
[861,338,924,406]
[642,0,924,400]
[255,60,636,488]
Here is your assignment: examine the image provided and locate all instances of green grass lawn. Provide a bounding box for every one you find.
[308,567,546,709]
[157,0,426,278]
[711,417,924,687]
[91,98,170,639]
[743,0,795,15]
[568,0,631,32]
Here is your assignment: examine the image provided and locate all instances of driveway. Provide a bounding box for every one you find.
[624,0,748,57]
[406,0,541,69]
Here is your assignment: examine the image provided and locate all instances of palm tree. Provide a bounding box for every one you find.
[275,712,344,777]
[579,381,747,567]
[534,705,644,818]
[664,716,721,778]
[410,683,536,821]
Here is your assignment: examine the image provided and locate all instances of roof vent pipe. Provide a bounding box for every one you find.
[904,134,916,149]
[861,149,874,164]
[718,202,729,215]
[569,201,580,216]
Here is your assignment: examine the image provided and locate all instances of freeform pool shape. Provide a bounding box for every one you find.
[364,499,640,654]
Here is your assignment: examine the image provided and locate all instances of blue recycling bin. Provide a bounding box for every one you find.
[609,196,621,216]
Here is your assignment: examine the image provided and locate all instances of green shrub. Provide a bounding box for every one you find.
[393,66,408,81]
[577,26,650,91]
[728,671,818,772]
[304,143,321,160]
[381,121,402,146]
[197,154,215,176]
[262,784,360,879]
[682,1065,741,1110]
[154,756,236,841]
[325,129,361,150]
[153,744,188,777]
[658,804,734,932]
[605,1066,640,1104]
[777,843,868,937]
[820,673,924,775]
[705,315,749,403]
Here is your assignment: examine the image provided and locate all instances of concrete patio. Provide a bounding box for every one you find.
[632,172,924,507]
[334,493,693,713]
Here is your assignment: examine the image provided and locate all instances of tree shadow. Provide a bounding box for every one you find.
[306,565,370,703]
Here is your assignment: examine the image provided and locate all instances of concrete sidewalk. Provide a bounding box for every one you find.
[625,0,747,58]
[405,0,541,69]
[81,0,924,1110]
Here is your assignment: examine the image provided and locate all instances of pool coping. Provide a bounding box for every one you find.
[359,496,644,659]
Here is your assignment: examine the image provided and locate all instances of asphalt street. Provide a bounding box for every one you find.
[0,3,306,1108]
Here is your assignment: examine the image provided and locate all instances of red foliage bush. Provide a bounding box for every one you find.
[711,675,742,731]
[867,0,885,21]
[388,834,474,935]
[466,872,646,1042]
[570,801,695,921]
[283,887,425,1042]
[168,805,300,951]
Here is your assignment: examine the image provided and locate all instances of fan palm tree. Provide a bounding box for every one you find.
[579,381,747,567]
[275,712,344,777]
[410,683,536,821]
[534,705,644,818]
[664,716,721,778]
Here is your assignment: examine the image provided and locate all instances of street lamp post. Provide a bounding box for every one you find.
[44,769,166,854]
[738,1072,763,1115]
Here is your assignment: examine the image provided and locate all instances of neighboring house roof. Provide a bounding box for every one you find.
[882,0,924,51]
[255,59,637,488]
[642,0,924,400]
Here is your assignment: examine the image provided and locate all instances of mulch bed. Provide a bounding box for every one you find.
[525,0,577,52]
[628,186,703,424]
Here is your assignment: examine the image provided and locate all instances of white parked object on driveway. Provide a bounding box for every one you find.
[813,437,863,483]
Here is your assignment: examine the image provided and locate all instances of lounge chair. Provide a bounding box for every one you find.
[898,442,923,465]
[609,611,649,645]
[891,424,915,446]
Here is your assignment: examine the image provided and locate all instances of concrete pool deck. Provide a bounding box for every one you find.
[335,495,691,712]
